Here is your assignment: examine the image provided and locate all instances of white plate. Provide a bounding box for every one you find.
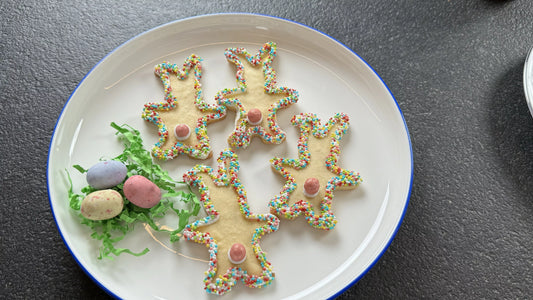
[48,13,412,300]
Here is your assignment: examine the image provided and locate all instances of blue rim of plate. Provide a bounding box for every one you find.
[47,12,413,299]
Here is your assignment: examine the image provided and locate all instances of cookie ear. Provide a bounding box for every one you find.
[216,149,240,180]
[225,41,277,68]
[290,113,316,137]
[291,112,350,139]
[326,113,350,139]
[154,55,203,80]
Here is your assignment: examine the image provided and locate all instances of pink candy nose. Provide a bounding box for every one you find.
[247,108,262,125]
[228,243,246,264]
[174,124,190,140]
[303,177,320,197]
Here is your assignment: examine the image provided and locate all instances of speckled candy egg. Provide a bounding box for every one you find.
[86,160,128,189]
[123,175,162,208]
[81,189,124,220]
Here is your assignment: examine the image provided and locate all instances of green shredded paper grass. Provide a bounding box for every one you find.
[67,122,201,260]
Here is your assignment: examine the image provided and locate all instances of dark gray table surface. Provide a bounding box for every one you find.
[2,0,533,299]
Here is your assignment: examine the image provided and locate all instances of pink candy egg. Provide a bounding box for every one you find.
[123,175,162,208]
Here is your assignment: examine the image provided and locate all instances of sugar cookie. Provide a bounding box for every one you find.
[270,113,362,230]
[182,149,280,295]
[142,55,226,160]
[215,42,299,148]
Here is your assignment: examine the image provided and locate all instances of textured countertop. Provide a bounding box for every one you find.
[2,0,533,299]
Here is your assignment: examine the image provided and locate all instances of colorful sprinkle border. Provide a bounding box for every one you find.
[270,113,362,230]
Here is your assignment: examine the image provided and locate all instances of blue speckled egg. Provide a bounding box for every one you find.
[86,160,127,189]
